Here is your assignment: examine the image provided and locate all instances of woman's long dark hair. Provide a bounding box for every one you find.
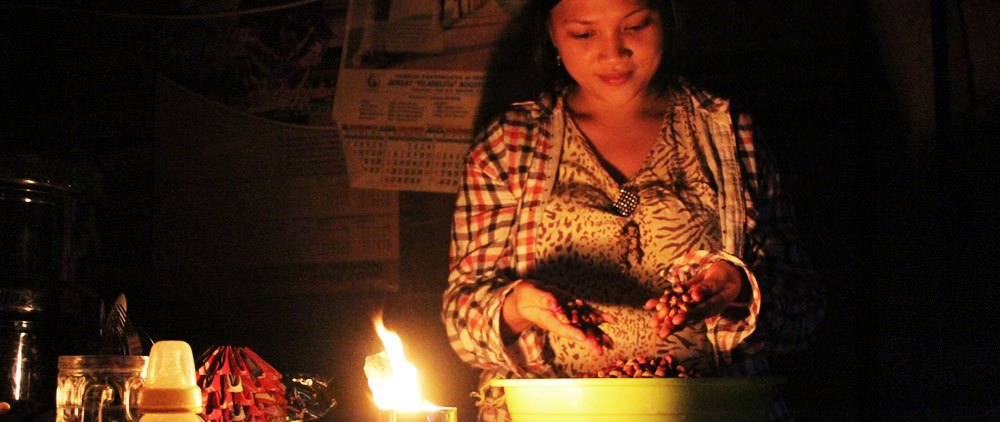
[475,0,680,133]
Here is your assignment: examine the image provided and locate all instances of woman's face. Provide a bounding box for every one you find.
[548,0,664,107]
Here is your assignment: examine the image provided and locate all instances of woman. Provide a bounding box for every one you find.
[441,0,826,420]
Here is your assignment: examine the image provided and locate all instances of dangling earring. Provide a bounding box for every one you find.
[556,55,562,67]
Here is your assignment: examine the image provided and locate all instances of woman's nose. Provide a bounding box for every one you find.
[598,33,632,62]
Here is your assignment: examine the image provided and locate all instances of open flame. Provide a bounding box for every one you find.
[364,312,437,412]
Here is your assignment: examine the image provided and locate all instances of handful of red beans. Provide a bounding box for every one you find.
[652,282,695,323]
[560,298,615,349]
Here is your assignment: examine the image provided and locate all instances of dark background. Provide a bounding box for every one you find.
[2,0,999,421]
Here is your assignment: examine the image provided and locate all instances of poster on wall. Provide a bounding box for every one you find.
[155,0,349,126]
[333,0,526,192]
[154,77,400,294]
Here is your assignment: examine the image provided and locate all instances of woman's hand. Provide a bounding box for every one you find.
[644,260,750,338]
[502,281,614,355]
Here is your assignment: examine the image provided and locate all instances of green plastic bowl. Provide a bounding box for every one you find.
[492,377,782,422]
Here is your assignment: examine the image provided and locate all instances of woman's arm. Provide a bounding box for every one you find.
[737,112,827,355]
[440,111,554,376]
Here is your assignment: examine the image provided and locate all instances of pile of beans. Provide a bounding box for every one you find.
[589,355,699,379]
[560,299,614,349]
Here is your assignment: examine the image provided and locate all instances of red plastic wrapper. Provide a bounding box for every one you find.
[197,346,288,422]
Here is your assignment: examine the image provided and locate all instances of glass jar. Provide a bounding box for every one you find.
[55,355,147,422]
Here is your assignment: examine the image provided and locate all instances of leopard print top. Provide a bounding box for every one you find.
[530,97,723,376]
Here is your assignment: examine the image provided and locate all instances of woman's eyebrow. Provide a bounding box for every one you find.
[556,7,652,25]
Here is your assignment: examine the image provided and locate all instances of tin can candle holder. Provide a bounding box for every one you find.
[376,406,457,422]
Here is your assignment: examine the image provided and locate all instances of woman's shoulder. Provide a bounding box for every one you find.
[476,92,558,143]
[468,92,559,162]
[674,78,733,114]
[496,91,558,126]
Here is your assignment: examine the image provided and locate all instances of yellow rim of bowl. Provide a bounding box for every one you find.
[491,377,786,388]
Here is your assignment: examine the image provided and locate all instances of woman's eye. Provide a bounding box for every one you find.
[570,32,593,40]
[624,20,650,32]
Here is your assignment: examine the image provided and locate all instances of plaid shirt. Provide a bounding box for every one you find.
[442,83,826,421]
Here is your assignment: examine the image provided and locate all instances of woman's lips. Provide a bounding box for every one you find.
[598,71,632,85]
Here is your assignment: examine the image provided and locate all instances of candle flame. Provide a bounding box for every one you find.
[365,312,436,411]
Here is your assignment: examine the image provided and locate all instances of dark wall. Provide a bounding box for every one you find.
[2,1,998,421]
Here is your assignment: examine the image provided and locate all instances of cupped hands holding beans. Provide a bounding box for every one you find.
[644,260,750,338]
[559,298,615,349]
[501,280,616,355]
[501,261,747,353]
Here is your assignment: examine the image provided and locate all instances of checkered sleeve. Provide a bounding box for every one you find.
[441,110,551,377]
[736,112,827,355]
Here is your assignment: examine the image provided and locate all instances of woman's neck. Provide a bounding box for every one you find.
[562,88,667,183]
[565,89,664,126]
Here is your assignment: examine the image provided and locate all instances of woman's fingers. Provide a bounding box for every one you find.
[599,309,618,324]
[535,306,588,342]
[668,262,745,327]
[536,308,605,355]
[642,297,658,310]
[561,299,615,353]
[647,260,746,337]
[510,283,614,353]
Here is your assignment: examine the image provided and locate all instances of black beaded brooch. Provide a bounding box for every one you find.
[612,187,639,217]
